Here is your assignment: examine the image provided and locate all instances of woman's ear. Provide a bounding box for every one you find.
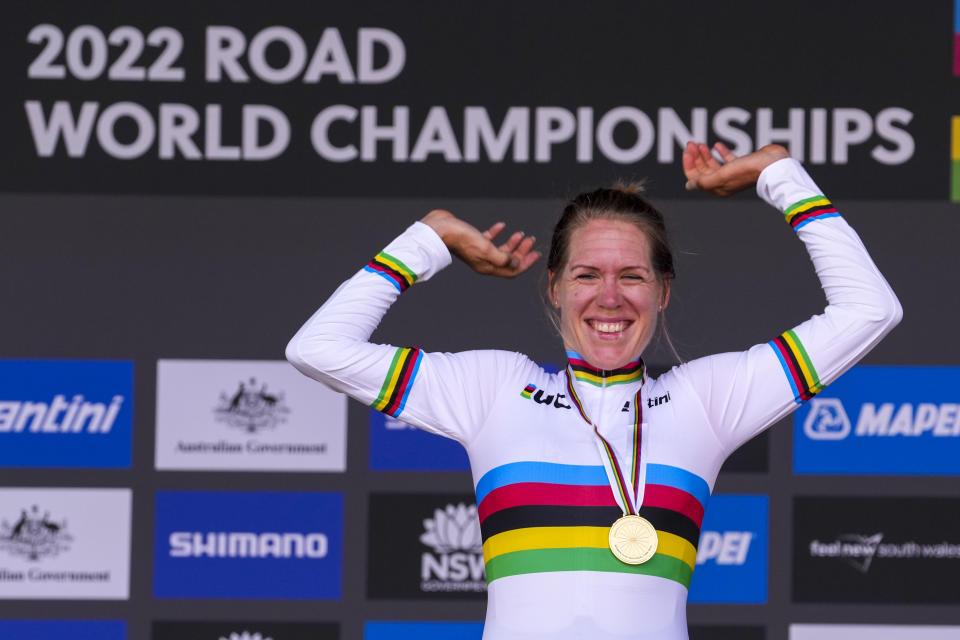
[659,278,672,312]
[547,270,559,307]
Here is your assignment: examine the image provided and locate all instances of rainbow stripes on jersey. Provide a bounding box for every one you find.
[521,384,535,399]
[372,347,423,417]
[768,329,823,404]
[566,351,644,387]
[475,461,709,588]
[783,196,840,231]
[364,251,417,292]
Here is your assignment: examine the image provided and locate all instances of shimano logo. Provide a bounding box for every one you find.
[169,531,328,558]
[0,395,124,434]
[696,531,753,566]
[805,399,960,439]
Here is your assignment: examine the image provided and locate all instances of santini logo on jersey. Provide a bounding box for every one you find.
[0,395,125,434]
[169,531,328,558]
[805,398,960,440]
[519,384,571,409]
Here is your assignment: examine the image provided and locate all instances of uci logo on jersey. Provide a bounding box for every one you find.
[520,384,571,410]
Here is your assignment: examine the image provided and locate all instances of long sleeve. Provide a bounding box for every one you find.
[675,158,903,455]
[286,221,525,445]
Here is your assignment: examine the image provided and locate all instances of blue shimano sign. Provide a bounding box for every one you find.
[0,360,133,468]
[369,409,470,471]
[0,621,125,639]
[794,366,960,474]
[688,494,768,604]
[154,490,343,599]
[365,622,483,639]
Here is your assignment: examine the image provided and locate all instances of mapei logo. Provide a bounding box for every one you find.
[420,503,485,591]
[695,531,753,566]
[0,505,72,561]
[214,378,290,434]
[804,398,851,440]
[519,384,571,410]
[794,367,960,474]
[688,495,767,604]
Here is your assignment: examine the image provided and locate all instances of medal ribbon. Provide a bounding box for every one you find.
[565,365,644,515]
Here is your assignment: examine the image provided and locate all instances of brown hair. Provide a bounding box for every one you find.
[547,183,676,283]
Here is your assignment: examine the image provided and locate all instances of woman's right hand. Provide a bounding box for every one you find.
[421,209,540,278]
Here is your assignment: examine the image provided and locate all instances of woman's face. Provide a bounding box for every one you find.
[549,218,669,370]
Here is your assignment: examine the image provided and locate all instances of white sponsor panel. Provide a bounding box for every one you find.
[0,488,131,599]
[155,359,346,471]
[790,625,960,639]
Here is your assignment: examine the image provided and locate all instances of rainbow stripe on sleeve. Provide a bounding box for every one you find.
[363,251,418,292]
[768,329,824,404]
[372,347,423,417]
[783,196,840,231]
[475,461,710,588]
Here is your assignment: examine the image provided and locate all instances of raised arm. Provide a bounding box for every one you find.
[285,212,540,445]
[676,142,902,454]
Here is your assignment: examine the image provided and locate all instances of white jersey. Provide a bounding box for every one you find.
[286,159,901,639]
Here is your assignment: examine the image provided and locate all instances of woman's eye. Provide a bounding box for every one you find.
[576,273,598,280]
[622,274,645,281]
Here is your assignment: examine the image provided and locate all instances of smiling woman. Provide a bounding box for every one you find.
[286,142,902,639]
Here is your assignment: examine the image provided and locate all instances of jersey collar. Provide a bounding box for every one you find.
[565,350,646,388]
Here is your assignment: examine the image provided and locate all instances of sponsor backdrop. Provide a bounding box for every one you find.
[0,0,957,638]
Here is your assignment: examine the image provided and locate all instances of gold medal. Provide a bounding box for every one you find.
[608,514,658,565]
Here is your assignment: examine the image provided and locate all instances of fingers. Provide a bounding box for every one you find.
[482,221,506,241]
[713,141,737,163]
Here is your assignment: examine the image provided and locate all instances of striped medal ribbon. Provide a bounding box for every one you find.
[565,366,658,565]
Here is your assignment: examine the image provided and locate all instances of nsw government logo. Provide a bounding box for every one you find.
[420,503,485,593]
[794,496,960,603]
[367,493,484,600]
[156,360,346,471]
[794,366,960,474]
[152,620,340,640]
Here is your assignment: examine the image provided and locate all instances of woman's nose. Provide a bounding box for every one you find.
[598,277,622,307]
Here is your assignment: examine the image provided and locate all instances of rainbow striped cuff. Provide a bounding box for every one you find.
[372,347,422,417]
[768,329,824,404]
[363,251,418,293]
[784,196,840,231]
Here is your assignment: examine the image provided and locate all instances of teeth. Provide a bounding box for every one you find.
[593,321,625,333]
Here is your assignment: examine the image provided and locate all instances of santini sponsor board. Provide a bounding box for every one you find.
[369,409,469,471]
[688,494,767,604]
[0,360,133,468]
[153,621,339,640]
[154,491,343,598]
[367,494,484,599]
[156,360,346,471]
[794,366,960,474]
[0,488,131,599]
[790,625,960,639]
[0,620,126,639]
[794,497,960,603]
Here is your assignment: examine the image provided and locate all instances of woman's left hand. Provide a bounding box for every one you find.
[682,142,790,197]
